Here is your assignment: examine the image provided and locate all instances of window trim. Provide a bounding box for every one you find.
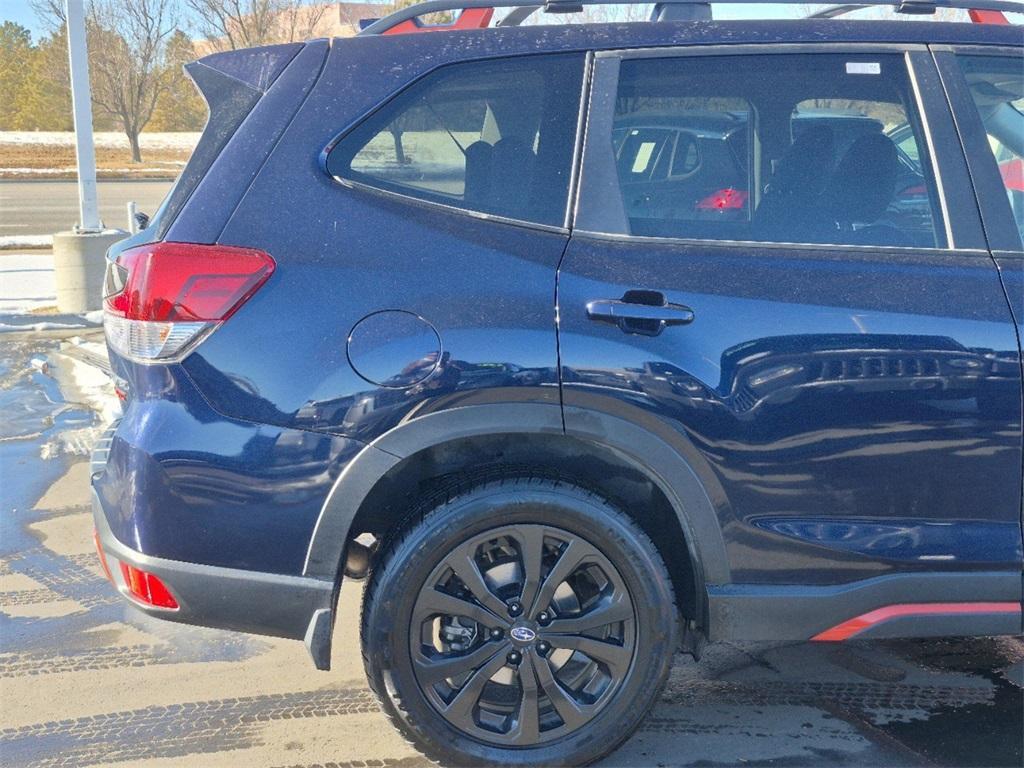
[574,43,972,253]
[570,227,988,257]
[931,45,1024,254]
[320,52,592,234]
[906,50,954,248]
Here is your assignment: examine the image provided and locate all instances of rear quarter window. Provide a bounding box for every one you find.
[325,53,585,227]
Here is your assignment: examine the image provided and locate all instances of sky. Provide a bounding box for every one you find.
[1,0,1016,41]
[2,1,46,38]
[1,0,810,42]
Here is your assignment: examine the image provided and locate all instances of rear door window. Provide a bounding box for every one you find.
[326,54,585,227]
[956,54,1024,246]
[587,53,945,248]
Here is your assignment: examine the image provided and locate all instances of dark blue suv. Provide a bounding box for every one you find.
[92,1,1024,764]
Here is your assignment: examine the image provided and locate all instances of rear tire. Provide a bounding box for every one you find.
[361,476,680,767]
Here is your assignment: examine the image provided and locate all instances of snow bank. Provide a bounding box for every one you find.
[0,252,56,314]
[0,131,201,150]
[0,235,53,249]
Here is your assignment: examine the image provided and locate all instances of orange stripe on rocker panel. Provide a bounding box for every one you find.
[811,602,1021,642]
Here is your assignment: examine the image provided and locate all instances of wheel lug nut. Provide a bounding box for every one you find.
[537,641,550,656]
[490,627,503,640]
[538,611,550,624]
[507,650,522,666]
[508,601,523,617]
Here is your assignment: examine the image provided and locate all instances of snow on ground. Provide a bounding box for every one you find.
[0,131,201,150]
[65,350,121,426]
[0,252,56,314]
[73,338,110,359]
[0,252,100,331]
[0,319,90,332]
[1,166,183,175]
[40,347,121,459]
[0,235,53,249]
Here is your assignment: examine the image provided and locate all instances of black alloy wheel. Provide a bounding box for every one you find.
[409,523,637,744]
[361,477,680,767]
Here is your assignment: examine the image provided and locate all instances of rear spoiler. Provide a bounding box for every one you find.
[153,43,303,240]
[188,42,304,92]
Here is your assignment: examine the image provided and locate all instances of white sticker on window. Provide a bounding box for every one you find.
[632,142,657,173]
[846,62,881,75]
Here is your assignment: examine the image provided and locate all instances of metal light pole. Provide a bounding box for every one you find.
[65,0,101,232]
[52,0,125,314]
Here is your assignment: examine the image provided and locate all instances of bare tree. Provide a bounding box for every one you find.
[31,0,180,163]
[28,0,66,33]
[89,0,179,162]
[185,0,328,51]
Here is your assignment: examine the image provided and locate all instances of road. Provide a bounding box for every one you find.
[0,180,173,237]
[0,335,1022,768]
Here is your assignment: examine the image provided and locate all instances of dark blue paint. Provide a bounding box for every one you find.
[93,363,363,574]
[191,192,566,439]
[559,237,1022,582]
[347,311,442,388]
[94,22,1022,609]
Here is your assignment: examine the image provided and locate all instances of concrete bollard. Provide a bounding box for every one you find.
[52,229,126,314]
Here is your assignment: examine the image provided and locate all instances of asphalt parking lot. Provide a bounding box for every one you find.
[1,335,1022,768]
[0,181,173,238]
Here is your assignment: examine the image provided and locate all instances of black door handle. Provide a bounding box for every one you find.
[586,291,694,336]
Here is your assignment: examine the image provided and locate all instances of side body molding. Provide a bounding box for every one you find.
[302,403,731,600]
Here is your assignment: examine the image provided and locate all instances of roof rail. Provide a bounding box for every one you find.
[358,0,1022,34]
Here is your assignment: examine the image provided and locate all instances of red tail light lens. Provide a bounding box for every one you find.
[118,562,179,609]
[103,242,274,362]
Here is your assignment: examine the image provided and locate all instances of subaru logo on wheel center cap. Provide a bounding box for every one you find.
[510,626,537,643]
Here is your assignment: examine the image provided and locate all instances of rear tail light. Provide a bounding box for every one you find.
[118,562,180,609]
[103,242,275,363]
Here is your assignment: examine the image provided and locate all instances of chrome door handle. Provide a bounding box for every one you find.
[586,300,695,325]
[586,293,694,336]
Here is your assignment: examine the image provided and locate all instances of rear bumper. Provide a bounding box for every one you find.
[91,487,333,642]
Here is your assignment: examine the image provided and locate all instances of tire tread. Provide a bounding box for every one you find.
[360,470,679,767]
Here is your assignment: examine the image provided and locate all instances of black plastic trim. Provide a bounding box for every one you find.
[708,571,1023,641]
[303,403,729,630]
[92,490,333,643]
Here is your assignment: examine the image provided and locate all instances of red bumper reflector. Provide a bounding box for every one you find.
[118,562,179,609]
[93,528,113,584]
[811,602,1021,641]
